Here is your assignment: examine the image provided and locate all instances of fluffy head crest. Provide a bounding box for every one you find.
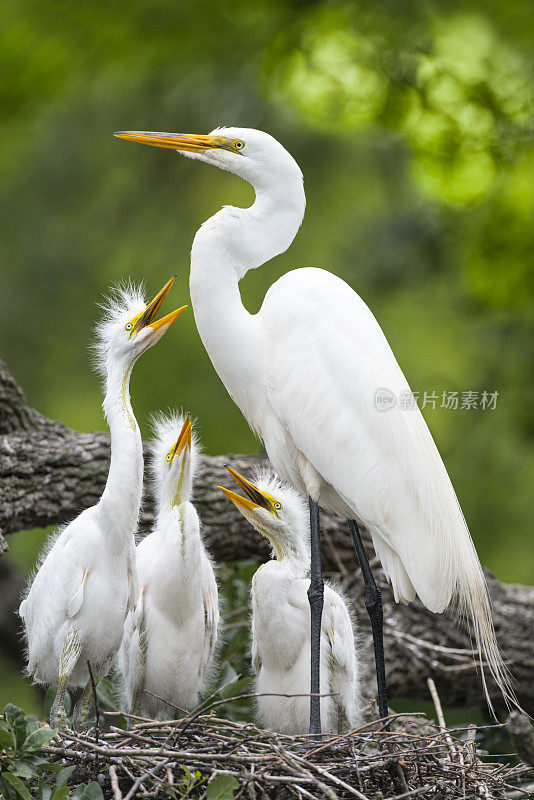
[91,280,148,377]
[253,472,307,517]
[149,410,201,509]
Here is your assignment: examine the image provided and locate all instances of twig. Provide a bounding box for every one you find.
[38,707,528,800]
[426,676,456,760]
[109,765,122,800]
[122,759,170,800]
[382,788,431,800]
[180,691,336,736]
[284,747,369,800]
[142,690,189,715]
[222,604,250,622]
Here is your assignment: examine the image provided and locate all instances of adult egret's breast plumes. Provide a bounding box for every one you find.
[19,277,186,728]
[219,468,361,735]
[118,412,219,719]
[116,127,520,726]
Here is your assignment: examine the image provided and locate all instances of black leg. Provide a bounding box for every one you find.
[347,519,389,726]
[308,497,324,736]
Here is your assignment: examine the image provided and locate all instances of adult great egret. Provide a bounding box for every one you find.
[219,468,361,735]
[115,127,517,730]
[20,277,186,728]
[118,412,219,718]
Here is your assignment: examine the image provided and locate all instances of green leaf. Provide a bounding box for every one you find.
[55,765,76,789]
[96,678,119,711]
[24,714,41,738]
[22,726,56,753]
[224,675,252,700]
[80,782,105,800]
[8,761,35,780]
[71,785,85,800]
[206,775,239,800]
[109,714,127,730]
[36,777,53,800]
[0,776,12,800]
[4,704,24,723]
[0,727,16,751]
[24,754,49,766]
[51,787,71,800]
[4,705,28,751]
[216,662,246,700]
[2,771,33,800]
[39,762,65,773]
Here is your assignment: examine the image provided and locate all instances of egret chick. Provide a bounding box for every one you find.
[119,412,219,718]
[19,277,186,728]
[219,468,361,735]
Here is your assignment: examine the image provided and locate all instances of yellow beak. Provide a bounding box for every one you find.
[168,413,192,466]
[114,131,234,153]
[217,485,262,514]
[132,275,187,337]
[219,466,272,511]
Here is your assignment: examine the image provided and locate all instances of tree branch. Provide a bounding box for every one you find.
[1,359,532,715]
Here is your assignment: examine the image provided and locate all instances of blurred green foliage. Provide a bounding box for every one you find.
[1,0,533,713]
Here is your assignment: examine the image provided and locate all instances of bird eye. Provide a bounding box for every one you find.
[274,501,282,510]
[166,453,171,463]
[125,322,133,331]
[234,140,245,150]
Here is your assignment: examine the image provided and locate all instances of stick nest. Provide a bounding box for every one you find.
[43,709,532,800]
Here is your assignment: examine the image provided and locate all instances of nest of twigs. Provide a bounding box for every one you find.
[43,703,532,800]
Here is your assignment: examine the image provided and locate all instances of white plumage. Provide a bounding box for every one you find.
[219,469,361,734]
[19,278,185,728]
[118,411,219,718]
[116,127,517,712]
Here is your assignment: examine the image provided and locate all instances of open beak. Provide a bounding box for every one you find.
[218,466,272,513]
[114,131,233,153]
[169,413,192,466]
[217,485,260,513]
[132,275,187,338]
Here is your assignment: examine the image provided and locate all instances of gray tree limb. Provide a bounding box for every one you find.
[1,359,533,717]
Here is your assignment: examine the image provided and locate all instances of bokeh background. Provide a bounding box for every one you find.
[1,0,533,715]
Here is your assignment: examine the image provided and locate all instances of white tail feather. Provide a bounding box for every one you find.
[455,537,520,718]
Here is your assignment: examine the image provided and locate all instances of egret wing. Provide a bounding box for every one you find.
[132,585,146,631]
[323,586,356,682]
[127,538,139,616]
[65,567,90,619]
[323,584,361,727]
[251,629,262,675]
[263,267,468,612]
[200,560,219,679]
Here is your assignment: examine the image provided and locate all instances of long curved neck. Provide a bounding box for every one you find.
[190,178,305,433]
[152,503,201,605]
[272,532,310,578]
[98,359,143,548]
